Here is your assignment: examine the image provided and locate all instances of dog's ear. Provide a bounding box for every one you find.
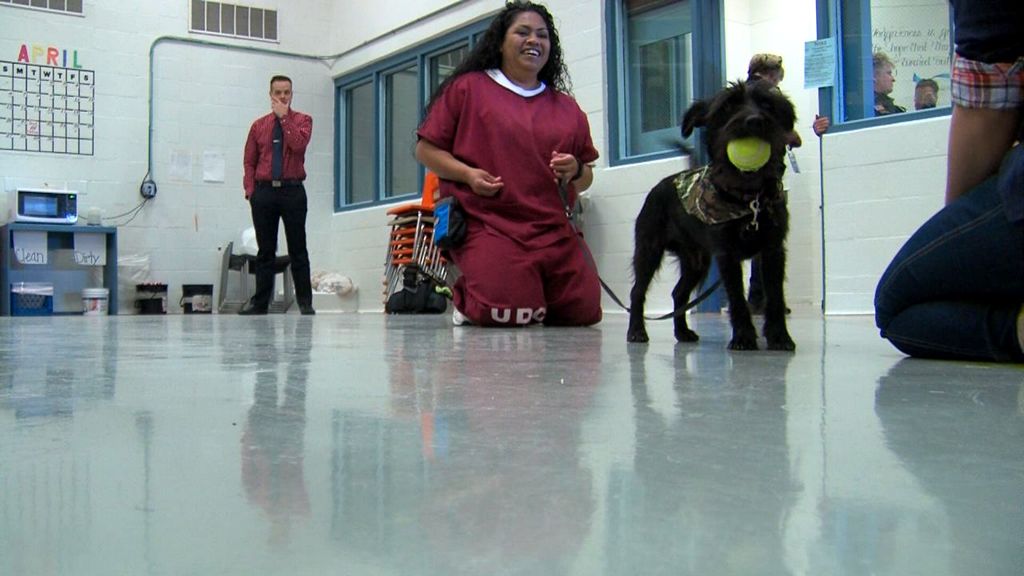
[681,100,709,138]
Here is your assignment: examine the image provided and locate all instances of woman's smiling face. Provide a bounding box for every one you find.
[500,10,550,86]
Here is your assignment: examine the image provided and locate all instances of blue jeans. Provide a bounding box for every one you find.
[874,176,1024,362]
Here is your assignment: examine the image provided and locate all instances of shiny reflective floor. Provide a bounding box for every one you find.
[1,312,1021,575]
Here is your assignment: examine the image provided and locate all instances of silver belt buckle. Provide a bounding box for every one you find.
[271,180,282,188]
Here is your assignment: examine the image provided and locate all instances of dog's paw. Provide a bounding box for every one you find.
[766,335,796,351]
[674,328,699,342]
[627,329,650,343]
[764,324,796,351]
[728,334,760,351]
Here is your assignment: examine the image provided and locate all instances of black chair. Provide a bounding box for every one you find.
[218,241,294,313]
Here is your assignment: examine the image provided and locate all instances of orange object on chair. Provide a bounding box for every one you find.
[386,170,439,216]
[382,171,448,307]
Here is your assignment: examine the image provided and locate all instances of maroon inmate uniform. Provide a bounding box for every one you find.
[418,71,601,326]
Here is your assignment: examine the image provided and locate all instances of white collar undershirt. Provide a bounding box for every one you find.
[486,69,547,97]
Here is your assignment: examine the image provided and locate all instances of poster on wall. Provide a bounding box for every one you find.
[0,60,95,155]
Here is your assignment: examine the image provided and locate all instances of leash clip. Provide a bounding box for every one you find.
[747,196,762,231]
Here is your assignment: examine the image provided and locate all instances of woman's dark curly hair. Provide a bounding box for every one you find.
[424,1,571,116]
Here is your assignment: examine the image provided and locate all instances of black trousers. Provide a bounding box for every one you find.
[248,183,312,309]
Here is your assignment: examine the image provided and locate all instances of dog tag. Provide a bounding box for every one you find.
[787,147,801,174]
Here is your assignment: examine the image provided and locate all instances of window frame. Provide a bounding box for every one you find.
[333,20,488,212]
[605,0,724,167]
[815,0,954,134]
[0,0,83,16]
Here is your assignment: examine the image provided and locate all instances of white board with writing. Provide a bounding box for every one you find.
[74,232,106,265]
[13,230,48,264]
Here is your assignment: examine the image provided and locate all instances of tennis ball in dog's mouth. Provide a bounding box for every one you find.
[726,137,771,172]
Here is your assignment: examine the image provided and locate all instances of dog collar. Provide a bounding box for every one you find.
[675,167,785,226]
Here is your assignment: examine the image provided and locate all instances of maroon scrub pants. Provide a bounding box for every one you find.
[450,226,602,327]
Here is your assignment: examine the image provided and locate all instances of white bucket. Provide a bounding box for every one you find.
[82,287,109,316]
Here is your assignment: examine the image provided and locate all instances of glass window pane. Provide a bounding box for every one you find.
[428,44,468,96]
[12,0,30,6]
[624,0,692,156]
[264,10,277,40]
[250,8,264,38]
[385,64,419,199]
[346,82,375,205]
[206,2,220,33]
[48,0,65,10]
[65,0,80,11]
[221,4,234,35]
[31,0,45,7]
[191,0,205,30]
[236,6,248,37]
[840,0,951,122]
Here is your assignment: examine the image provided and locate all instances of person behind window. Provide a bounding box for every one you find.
[744,53,830,314]
[944,0,1024,204]
[415,1,601,327]
[873,52,906,116]
[914,78,939,110]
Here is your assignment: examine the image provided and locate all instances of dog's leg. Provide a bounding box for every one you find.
[670,252,708,342]
[759,246,796,351]
[717,254,759,350]
[627,243,665,343]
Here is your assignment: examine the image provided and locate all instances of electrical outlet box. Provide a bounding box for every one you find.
[140,180,157,199]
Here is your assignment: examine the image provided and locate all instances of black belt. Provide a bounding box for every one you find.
[257,180,304,188]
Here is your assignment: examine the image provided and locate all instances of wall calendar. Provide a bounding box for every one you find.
[0,59,94,155]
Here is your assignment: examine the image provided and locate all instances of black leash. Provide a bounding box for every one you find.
[557,180,720,321]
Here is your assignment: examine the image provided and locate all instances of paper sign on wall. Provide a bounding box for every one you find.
[203,150,225,182]
[13,230,48,264]
[805,38,837,89]
[74,233,106,265]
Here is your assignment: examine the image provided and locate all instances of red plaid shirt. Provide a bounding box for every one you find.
[243,109,312,198]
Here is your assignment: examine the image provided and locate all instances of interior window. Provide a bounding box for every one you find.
[837,0,952,122]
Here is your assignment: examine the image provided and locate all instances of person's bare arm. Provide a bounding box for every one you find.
[414,139,503,197]
[946,105,1020,203]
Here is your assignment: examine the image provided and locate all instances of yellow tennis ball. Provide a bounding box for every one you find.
[726,137,771,172]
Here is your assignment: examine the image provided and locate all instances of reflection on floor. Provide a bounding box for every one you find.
[0,312,1021,575]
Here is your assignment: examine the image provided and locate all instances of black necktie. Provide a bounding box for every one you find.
[272,118,283,180]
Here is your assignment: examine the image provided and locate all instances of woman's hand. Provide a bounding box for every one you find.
[416,139,502,196]
[466,168,503,197]
[812,114,831,137]
[550,151,579,184]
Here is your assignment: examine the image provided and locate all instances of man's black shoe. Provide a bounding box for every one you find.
[238,304,268,315]
[299,304,315,316]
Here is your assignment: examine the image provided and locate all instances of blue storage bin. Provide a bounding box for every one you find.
[11,282,54,316]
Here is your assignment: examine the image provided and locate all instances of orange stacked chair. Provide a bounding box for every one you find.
[382,172,449,305]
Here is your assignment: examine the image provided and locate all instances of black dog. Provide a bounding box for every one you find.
[627,81,796,351]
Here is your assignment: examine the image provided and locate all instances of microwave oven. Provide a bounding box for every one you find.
[14,188,78,224]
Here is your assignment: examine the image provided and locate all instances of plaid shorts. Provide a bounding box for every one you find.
[951,53,1024,109]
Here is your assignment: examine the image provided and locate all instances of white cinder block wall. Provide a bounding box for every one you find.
[0,0,336,312]
[0,0,949,316]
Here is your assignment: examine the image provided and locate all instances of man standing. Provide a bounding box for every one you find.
[242,75,315,315]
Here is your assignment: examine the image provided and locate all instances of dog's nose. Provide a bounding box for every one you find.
[744,115,765,132]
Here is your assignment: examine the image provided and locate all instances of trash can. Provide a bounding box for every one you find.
[181,284,213,314]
